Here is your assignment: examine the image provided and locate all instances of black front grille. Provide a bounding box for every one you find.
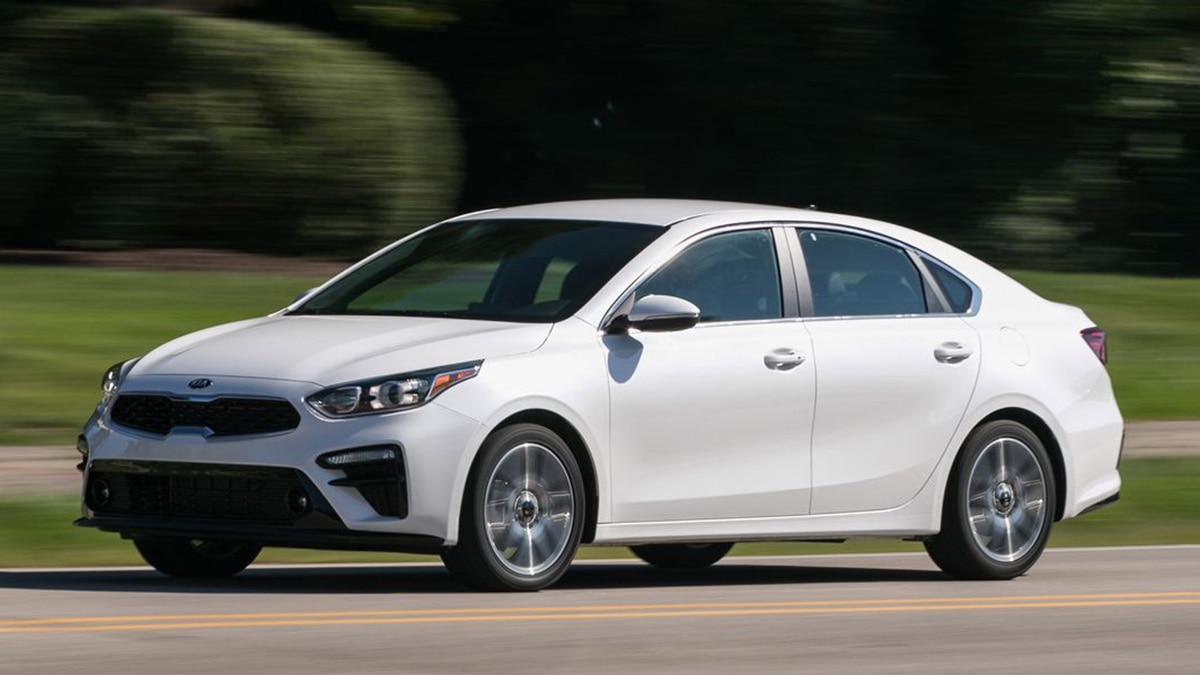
[87,461,309,523]
[111,395,300,436]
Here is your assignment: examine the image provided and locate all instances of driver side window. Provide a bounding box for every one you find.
[637,229,783,323]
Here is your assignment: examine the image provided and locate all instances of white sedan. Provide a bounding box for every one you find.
[77,199,1123,590]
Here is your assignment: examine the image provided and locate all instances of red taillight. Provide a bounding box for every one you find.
[1081,327,1107,364]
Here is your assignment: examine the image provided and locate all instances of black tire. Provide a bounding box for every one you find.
[630,542,734,569]
[441,423,586,591]
[133,538,262,579]
[925,420,1057,580]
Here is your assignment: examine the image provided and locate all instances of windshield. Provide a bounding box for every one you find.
[292,219,662,322]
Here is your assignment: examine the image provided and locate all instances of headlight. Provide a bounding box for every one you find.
[306,361,482,417]
[100,358,139,407]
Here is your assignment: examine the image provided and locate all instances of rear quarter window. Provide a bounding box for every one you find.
[925,258,974,313]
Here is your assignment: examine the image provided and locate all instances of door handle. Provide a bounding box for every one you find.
[934,342,973,364]
[764,348,806,371]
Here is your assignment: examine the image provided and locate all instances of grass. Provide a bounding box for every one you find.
[0,266,325,445]
[1010,271,1200,421]
[1,458,1196,568]
[0,264,1196,444]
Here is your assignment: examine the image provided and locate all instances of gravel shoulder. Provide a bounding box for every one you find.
[3,421,1196,496]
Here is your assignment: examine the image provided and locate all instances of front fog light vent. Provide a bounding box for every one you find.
[317,446,397,468]
[317,445,407,519]
[89,478,111,508]
[286,489,312,516]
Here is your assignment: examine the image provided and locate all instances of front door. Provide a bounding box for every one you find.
[606,228,816,522]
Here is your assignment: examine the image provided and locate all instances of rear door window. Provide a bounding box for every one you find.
[797,230,928,317]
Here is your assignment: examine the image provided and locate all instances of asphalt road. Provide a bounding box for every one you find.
[2,546,1198,674]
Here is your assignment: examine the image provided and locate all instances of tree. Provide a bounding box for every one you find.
[0,6,462,254]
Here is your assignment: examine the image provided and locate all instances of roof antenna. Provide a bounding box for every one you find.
[806,204,818,210]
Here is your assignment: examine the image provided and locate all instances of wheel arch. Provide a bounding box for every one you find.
[974,407,1067,521]
[484,409,600,544]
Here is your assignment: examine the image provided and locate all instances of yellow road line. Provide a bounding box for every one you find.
[1,591,1198,634]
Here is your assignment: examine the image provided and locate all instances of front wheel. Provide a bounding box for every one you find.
[925,420,1056,580]
[441,424,585,591]
[630,542,734,569]
[133,538,262,579]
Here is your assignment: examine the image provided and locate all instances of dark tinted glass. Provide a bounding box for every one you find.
[638,229,782,323]
[798,230,927,317]
[295,219,661,322]
[926,258,974,313]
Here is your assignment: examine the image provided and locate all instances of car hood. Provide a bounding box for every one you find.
[132,315,553,386]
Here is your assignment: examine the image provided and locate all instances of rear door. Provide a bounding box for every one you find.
[792,228,981,514]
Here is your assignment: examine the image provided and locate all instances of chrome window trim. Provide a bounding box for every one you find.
[799,312,967,323]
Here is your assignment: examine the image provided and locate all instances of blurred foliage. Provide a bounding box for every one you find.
[230,0,1200,273]
[0,5,461,255]
[0,1,1197,271]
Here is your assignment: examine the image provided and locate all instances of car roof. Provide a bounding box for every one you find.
[451,199,815,227]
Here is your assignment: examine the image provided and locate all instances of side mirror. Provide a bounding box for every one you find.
[608,294,700,334]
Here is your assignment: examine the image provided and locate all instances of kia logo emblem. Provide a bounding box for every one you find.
[188,378,213,389]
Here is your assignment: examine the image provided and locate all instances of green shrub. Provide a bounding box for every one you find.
[0,7,461,255]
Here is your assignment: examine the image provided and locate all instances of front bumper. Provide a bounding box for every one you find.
[80,374,483,544]
[76,458,443,553]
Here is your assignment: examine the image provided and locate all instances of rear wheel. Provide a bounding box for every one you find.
[441,424,585,591]
[133,538,262,579]
[925,420,1056,580]
[630,542,734,569]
